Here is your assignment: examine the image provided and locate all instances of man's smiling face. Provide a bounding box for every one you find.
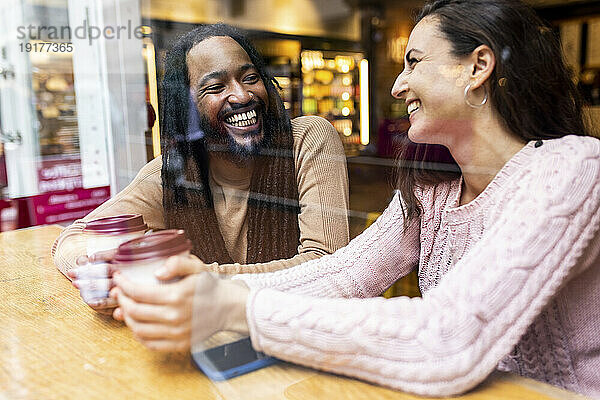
[187,36,269,158]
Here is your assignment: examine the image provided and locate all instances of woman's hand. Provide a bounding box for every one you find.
[67,249,117,316]
[153,254,218,281]
[111,257,249,352]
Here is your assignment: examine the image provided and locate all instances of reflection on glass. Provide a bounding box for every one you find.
[25,0,82,193]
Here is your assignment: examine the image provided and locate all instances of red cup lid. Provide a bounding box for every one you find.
[114,229,192,262]
[83,214,147,235]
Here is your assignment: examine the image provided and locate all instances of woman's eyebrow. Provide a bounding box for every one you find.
[405,48,423,63]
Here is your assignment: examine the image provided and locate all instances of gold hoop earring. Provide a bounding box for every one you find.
[464,83,488,108]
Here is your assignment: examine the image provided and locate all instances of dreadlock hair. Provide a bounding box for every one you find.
[159,23,300,265]
[396,0,589,226]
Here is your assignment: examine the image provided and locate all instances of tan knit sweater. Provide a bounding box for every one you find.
[52,116,350,276]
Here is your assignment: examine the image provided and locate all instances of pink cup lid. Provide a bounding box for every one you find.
[114,229,192,262]
[83,214,147,235]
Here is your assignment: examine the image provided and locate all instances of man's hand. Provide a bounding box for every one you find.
[67,249,117,316]
[111,259,250,352]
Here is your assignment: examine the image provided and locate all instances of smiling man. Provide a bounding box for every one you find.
[188,39,267,161]
[52,24,350,315]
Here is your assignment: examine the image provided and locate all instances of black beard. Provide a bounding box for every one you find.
[199,103,270,166]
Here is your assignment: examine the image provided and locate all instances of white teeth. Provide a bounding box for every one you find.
[407,100,421,115]
[225,110,258,127]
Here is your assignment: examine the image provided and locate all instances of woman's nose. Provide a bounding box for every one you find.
[391,70,408,100]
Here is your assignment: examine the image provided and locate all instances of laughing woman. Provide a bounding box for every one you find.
[112,0,600,397]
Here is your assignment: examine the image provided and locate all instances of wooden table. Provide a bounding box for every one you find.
[0,225,589,400]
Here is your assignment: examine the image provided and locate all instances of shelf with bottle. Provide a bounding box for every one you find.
[302,74,357,117]
[302,73,355,98]
[31,66,80,157]
[301,98,356,116]
[300,50,364,154]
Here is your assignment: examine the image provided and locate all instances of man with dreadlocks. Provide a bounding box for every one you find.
[53,24,349,316]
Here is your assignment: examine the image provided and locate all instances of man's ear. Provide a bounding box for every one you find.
[469,44,495,90]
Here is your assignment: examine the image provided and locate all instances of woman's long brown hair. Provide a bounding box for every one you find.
[397,0,589,225]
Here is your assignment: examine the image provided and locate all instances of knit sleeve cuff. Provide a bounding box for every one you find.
[245,288,265,352]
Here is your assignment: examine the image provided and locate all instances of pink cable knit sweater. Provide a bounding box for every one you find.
[234,135,600,398]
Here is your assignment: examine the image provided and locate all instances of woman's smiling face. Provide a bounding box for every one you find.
[391,17,474,146]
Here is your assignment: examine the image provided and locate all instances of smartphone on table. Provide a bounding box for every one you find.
[191,336,278,381]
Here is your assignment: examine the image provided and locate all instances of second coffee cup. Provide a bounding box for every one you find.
[113,229,192,285]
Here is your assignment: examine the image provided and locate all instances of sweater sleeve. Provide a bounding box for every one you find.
[212,116,351,274]
[242,139,600,397]
[233,192,420,298]
[51,157,165,278]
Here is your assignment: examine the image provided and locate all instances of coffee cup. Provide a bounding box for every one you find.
[77,214,147,302]
[82,214,148,257]
[113,229,192,285]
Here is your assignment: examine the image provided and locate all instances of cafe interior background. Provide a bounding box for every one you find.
[0,0,599,298]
